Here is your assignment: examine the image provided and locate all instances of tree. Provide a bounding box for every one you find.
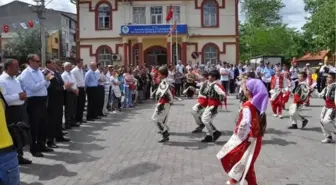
[239,0,308,62]
[303,0,335,52]
[5,29,41,61]
[241,0,284,27]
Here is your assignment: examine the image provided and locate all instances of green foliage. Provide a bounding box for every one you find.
[241,0,284,27]
[239,0,305,62]
[303,0,335,52]
[5,29,41,61]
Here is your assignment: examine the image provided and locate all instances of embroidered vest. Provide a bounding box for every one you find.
[271,75,284,89]
[199,81,209,97]
[324,83,336,108]
[234,102,262,137]
[294,83,309,103]
[207,83,221,100]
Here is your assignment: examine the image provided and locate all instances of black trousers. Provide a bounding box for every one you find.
[221,81,229,93]
[229,79,235,93]
[47,99,63,140]
[26,96,48,152]
[5,105,25,157]
[65,92,77,126]
[97,85,105,115]
[86,86,98,119]
[76,87,86,122]
[175,83,181,97]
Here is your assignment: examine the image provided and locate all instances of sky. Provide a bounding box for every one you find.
[0,0,308,29]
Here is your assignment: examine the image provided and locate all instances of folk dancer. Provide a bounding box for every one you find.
[200,70,225,142]
[288,72,310,129]
[191,71,209,133]
[304,70,316,106]
[313,72,336,143]
[152,66,173,143]
[269,69,286,118]
[282,72,292,109]
[216,78,268,185]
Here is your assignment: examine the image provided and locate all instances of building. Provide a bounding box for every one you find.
[248,55,284,69]
[0,0,77,59]
[47,30,61,59]
[78,0,239,66]
[296,50,330,68]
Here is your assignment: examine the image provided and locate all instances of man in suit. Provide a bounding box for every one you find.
[45,59,70,148]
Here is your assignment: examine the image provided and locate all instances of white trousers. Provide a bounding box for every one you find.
[320,106,336,137]
[289,103,304,125]
[152,103,171,132]
[191,103,206,126]
[201,106,218,135]
[103,93,109,114]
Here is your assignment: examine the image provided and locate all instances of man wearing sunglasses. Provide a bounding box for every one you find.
[18,54,54,157]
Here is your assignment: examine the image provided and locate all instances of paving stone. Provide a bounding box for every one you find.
[20,97,335,185]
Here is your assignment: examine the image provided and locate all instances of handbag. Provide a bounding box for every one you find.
[0,91,31,149]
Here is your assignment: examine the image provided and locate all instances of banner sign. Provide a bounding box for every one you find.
[120,24,188,35]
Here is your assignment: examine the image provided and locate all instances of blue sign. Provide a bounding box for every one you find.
[120,24,188,35]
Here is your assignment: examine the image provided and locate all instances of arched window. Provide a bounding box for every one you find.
[97,46,112,66]
[172,43,181,65]
[132,44,139,66]
[202,1,218,27]
[97,3,112,30]
[203,44,218,64]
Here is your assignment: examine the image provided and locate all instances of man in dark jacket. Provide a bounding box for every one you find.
[45,59,70,148]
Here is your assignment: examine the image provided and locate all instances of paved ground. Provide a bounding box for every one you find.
[20,97,335,185]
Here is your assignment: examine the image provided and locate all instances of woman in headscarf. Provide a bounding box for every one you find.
[216,78,268,185]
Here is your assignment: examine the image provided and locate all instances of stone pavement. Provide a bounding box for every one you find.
[20,97,335,185]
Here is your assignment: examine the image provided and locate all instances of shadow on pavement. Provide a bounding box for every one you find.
[262,138,297,146]
[20,103,144,183]
[163,140,211,150]
[20,163,77,181]
[302,127,322,132]
[266,128,291,135]
[94,162,161,184]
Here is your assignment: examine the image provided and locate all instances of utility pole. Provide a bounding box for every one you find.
[32,0,46,66]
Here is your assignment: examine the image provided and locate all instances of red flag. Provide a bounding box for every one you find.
[3,25,9,33]
[166,5,173,22]
[27,20,34,28]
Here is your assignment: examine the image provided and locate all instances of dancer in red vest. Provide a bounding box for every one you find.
[282,72,292,109]
[216,78,268,185]
[269,69,286,118]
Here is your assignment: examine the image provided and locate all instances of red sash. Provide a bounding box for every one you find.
[198,97,208,107]
[325,98,336,108]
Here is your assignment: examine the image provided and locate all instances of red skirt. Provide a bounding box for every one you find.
[220,137,262,183]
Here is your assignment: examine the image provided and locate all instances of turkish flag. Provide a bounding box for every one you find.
[27,20,34,28]
[166,5,173,22]
[3,25,9,33]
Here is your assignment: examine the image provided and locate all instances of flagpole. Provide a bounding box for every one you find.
[175,19,178,65]
[170,19,173,65]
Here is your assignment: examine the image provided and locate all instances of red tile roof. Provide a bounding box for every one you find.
[296,50,330,62]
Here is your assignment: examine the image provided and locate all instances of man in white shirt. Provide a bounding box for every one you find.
[61,62,79,129]
[0,59,32,165]
[219,63,229,94]
[71,59,86,124]
[96,65,106,116]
